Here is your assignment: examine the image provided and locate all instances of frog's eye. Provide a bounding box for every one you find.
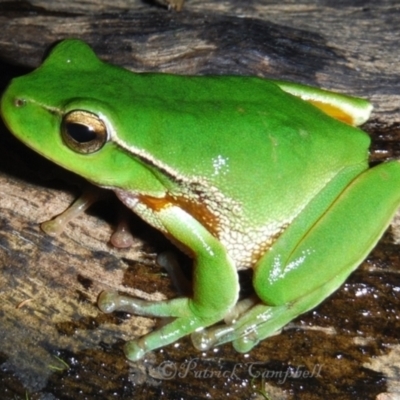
[61,110,108,154]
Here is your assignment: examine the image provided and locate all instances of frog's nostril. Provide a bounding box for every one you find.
[14,98,26,108]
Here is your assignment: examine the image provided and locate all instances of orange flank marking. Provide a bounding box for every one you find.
[309,100,354,125]
[137,195,171,212]
[138,193,220,237]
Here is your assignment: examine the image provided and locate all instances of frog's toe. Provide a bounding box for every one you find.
[232,332,260,353]
[98,291,120,313]
[191,325,235,350]
[191,329,214,351]
[124,340,146,361]
[223,296,258,324]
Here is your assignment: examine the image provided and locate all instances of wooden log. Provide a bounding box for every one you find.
[0,1,399,398]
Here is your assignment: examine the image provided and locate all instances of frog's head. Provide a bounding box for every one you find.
[1,39,166,196]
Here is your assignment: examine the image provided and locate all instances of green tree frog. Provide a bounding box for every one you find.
[2,39,398,362]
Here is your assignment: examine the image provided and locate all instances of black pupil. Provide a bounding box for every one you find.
[67,122,97,143]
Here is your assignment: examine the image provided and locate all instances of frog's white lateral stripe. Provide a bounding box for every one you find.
[110,128,198,185]
[39,101,181,181]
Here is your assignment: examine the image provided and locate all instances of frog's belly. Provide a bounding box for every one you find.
[115,188,289,270]
[217,221,289,269]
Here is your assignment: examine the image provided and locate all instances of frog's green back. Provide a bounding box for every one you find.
[2,39,371,228]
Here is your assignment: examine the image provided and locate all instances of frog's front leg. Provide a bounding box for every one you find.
[193,161,400,352]
[98,205,239,361]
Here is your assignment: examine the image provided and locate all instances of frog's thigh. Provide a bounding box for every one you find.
[100,205,240,361]
[255,161,400,305]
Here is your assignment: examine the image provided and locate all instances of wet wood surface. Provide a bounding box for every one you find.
[1,1,400,399]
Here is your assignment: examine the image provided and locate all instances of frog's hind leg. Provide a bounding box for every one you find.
[192,160,400,352]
